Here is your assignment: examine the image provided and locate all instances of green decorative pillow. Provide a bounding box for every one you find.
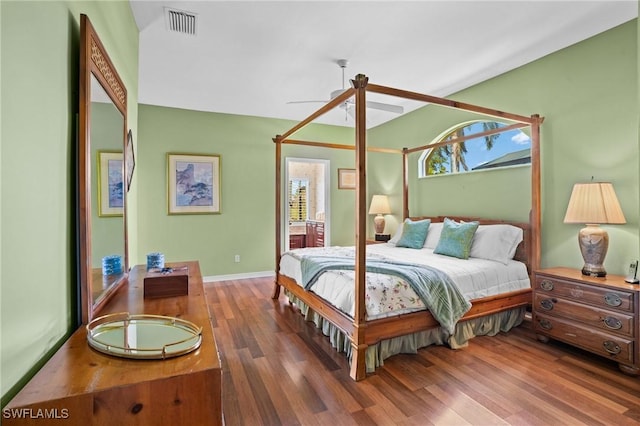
[395,219,431,249]
[433,218,479,259]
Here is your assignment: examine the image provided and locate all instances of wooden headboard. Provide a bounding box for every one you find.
[410,216,532,274]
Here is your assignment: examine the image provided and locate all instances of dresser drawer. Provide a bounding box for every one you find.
[533,293,635,337]
[535,313,634,365]
[535,275,633,312]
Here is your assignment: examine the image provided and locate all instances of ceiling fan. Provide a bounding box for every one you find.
[287,59,404,118]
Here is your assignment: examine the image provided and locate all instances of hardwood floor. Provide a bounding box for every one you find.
[205,278,640,425]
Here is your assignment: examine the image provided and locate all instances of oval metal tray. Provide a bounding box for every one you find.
[86,312,202,359]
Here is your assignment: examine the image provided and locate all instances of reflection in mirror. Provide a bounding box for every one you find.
[79,14,128,323]
[90,74,125,306]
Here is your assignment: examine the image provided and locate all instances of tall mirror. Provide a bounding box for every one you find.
[79,14,128,323]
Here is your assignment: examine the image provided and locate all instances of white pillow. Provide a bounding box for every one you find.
[390,220,442,248]
[387,222,404,246]
[423,222,443,249]
[468,224,523,264]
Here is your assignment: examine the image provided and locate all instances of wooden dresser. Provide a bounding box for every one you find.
[305,220,324,247]
[4,261,223,425]
[289,233,306,249]
[533,267,639,375]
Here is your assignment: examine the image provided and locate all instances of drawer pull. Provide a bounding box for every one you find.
[538,319,553,330]
[539,299,555,311]
[540,280,554,291]
[604,293,622,307]
[603,340,621,356]
[602,316,623,330]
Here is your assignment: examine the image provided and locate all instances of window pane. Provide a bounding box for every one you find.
[288,179,308,221]
[423,121,531,176]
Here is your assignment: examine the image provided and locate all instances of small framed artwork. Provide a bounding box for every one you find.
[168,153,221,214]
[97,151,124,217]
[125,129,135,192]
[338,168,356,190]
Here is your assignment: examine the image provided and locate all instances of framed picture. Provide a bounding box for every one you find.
[125,129,135,192]
[168,153,221,214]
[338,168,356,189]
[97,151,124,217]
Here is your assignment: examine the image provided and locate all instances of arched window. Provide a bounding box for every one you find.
[418,120,531,177]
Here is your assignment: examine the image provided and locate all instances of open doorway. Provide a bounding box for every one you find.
[284,158,330,251]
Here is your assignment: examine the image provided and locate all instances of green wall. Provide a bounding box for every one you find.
[0,0,138,405]
[369,19,638,276]
[137,105,356,276]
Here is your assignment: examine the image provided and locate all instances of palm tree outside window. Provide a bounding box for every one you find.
[419,120,532,177]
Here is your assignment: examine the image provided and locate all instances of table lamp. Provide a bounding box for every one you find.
[369,195,391,237]
[563,182,626,277]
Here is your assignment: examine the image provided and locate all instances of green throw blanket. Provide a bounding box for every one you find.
[300,256,472,334]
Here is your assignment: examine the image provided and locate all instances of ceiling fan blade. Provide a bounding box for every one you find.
[365,100,404,114]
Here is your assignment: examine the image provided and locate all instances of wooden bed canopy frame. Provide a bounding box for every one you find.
[272,74,544,380]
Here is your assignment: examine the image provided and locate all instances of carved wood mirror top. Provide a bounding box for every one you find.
[79,14,128,323]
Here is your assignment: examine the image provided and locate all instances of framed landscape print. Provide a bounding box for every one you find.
[98,151,124,217]
[338,168,356,189]
[168,153,221,214]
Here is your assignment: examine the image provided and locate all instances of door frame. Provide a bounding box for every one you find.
[284,157,330,251]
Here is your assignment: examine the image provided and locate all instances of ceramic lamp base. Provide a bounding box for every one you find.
[578,224,609,277]
[373,214,386,234]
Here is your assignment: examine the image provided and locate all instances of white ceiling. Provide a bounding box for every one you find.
[130,0,637,128]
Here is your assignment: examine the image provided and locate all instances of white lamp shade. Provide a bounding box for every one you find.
[563,182,626,224]
[368,195,391,215]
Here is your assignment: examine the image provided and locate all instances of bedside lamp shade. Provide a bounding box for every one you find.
[369,195,391,235]
[564,182,626,277]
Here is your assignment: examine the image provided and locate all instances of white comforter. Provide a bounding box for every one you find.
[279,244,530,320]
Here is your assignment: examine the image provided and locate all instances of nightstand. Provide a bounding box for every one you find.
[533,267,640,375]
[366,239,387,245]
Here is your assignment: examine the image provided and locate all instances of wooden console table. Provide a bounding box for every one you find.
[4,261,223,425]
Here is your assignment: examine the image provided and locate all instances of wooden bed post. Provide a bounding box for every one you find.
[270,79,543,381]
[272,136,282,299]
[530,115,543,272]
[402,148,409,219]
[350,74,369,380]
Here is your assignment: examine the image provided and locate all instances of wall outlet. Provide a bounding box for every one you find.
[234,255,240,263]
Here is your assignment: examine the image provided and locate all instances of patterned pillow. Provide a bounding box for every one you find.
[395,218,431,249]
[434,218,479,259]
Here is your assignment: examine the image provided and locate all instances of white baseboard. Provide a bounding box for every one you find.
[203,270,275,283]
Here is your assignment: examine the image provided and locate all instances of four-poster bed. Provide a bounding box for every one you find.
[273,74,543,380]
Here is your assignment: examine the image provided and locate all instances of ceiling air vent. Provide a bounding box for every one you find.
[165,8,197,36]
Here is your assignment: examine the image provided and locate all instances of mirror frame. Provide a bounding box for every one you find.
[79,14,128,323]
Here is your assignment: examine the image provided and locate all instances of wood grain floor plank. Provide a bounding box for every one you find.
[430,352,586,425]
[332,370,376,411]
[236,348,284,425]
[252,355,305,425]
[217,284,240,320]
[379,353,435,391]
[349,409,379,426]
[425,382,509,425]
[555,365,640,409]
[414,387,473,425]
[205,278,640,425]
[372,368,435,417]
